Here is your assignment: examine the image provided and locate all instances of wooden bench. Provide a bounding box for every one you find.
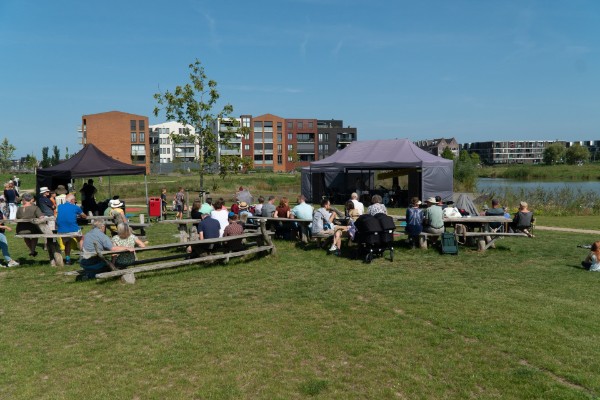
[410,231,530,251]
[15,232,82,266]
[91,220,275,284]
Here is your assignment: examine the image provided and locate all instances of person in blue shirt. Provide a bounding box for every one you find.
[56,194,87,265]
[187,203,221,257]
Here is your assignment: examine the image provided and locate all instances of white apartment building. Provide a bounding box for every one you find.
[149,121,197,164]
[211,116,246,164]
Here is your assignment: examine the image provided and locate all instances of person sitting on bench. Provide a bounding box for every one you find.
[79,220,134,279]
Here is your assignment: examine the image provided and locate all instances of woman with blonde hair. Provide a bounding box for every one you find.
[582,241,600,272]
[111,223,146,268]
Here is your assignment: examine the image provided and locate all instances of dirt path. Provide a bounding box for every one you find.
[535,226,600,235]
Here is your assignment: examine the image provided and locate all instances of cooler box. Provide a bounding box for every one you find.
[149,197,162,217]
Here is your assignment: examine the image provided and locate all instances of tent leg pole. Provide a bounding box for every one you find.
[109,176,111,198]
[144,175,149,216]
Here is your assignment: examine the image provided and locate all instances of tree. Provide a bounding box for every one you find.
[65,147,70,159]
[23,153,38,171]
[441,147,454,160]
[218,155,241,180]
[543,143,565,165]
[40,146,51,168]
[470,152,481,166]
[0,138,16,172]
[454,150,477,191]
[51,145,60,165]
[240,156,254,173]
[565,144,590,165]
[154,59,234,190]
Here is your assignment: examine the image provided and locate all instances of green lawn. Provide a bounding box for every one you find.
[1,221,600,399]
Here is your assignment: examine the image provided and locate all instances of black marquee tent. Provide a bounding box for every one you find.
[301,139,453,204]
[36,144,148,202]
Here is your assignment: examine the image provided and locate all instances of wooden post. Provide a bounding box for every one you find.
[259,219,275,255]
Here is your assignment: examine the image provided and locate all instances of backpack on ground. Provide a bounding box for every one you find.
[441,232,458,255]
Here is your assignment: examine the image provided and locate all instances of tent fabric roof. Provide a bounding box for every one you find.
[309,139,452,171]
[36,144,146,178]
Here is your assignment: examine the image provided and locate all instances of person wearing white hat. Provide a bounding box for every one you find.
[423,196,444,235]
[38,187,56,230]
[106,199,128,235]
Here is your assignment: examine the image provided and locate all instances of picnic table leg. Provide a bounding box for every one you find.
[300,224,309,244]
[419,235,428,250]
[477,237,487,251]
[259,220,275,255]
[47,238,63,267]
[177,223,189,243]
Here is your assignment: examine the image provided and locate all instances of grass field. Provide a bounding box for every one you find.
[1,218,600,399]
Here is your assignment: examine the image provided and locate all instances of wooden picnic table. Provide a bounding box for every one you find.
[247,216,313,243]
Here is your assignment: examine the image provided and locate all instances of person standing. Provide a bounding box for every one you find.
[160,188,168,219]
[56,194,87,265]
[3,181,18,220]
[80,179,98,215]
[174,187,185,219]
[0,208,19,267]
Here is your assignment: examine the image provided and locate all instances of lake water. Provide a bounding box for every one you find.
[476,178,600,195]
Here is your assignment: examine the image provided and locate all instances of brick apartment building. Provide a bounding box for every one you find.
[414,138,459,158]
[81,111,150,172]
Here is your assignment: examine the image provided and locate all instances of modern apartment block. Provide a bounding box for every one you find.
[317,119,358,158]
[461,140,553,165]
[80,111,150,172]
[566,140,600,161]
[148,121,197,164]
[414,138,460,158]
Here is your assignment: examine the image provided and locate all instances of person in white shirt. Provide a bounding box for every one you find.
[350,192,364,215]
[443,201,462,218]
[210,199,230,237]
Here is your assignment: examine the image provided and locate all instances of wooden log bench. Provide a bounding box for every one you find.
[410,231,530,251]
[87,220,275,284]
[15,232,82,266]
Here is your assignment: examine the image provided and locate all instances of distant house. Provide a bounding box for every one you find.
[414,138,459,158]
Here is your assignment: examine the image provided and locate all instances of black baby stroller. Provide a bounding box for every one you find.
[354,214,395,263]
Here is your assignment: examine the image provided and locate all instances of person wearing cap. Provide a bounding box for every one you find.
[16,192,45,257]
[511,201,535,236]
[186,203,221,256]
[485,199,505,230]
[405,197,424,248]
[106,199,128,235]
[238,201,253,223]
[423,196,444,235]
[443,200,462,219]
[223,212,244,237]
[38,187,56,230]
[56,194,87,265]
[197,203,221,240]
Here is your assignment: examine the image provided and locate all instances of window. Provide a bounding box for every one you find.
[244,144,250,151]
[139,120,145,130]
[277,155,282,164]
[139,132,145,142]
[288,144,293,151]
[253,121,263,129]
[254,143,263,151]
[297,121,303,129]
[287,121,293,129]
[277,133,282,142]
[288,133,293,140]
[277,144,282,153]
[254,155,263,162]
[277,122,282,131]
[308,121,313,129]
[130,120,136,130]
[131,132,137,142]
[131,144,145,155]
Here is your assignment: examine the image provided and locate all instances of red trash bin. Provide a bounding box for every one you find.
[149,197,162,218]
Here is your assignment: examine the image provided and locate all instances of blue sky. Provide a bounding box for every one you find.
[1,0,599,157]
